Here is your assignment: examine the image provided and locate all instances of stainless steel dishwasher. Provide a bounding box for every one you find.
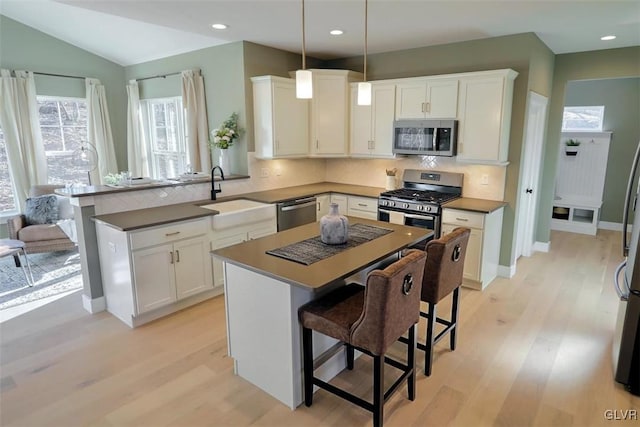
[277,197,317,231]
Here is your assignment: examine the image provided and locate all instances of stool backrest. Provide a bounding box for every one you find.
[350,249,427,355]
[422,227,471,304]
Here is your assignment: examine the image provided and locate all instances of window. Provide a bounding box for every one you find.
[0,127,18,214]
[141,97,187,179]
[38,96,90,184]
[562,106,605,132]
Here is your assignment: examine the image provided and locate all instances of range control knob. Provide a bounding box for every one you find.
[403,203,410,209]
[425,206,432,212]
[389,201,395,207]
[382,200,388,206]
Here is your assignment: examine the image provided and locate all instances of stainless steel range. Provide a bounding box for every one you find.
[378,169,463,244]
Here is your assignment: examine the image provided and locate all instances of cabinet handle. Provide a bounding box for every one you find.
[425,102,430,113]
[170,251,174,264]
[317,202,320,211]
[176,250,180,263]
[421,102,426,113]
[358,203,367,207]
[316,140,319,149]
[455,217,469,222]
[165,231,180,237]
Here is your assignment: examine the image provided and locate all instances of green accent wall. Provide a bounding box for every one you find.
[539,47,640,243]
[564,78,640,223]
[0,15,127,170]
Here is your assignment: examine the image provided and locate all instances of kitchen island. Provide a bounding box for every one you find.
[212,218,431,409]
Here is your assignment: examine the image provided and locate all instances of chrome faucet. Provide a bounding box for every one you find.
[211,166,225,200]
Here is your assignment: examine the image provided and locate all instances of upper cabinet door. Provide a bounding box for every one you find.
[252,76,308,159]
[311,73,350,156]
[456,69,517,165]
[395,78,458,119]
[370,83,396,157]
[349,85,373,156]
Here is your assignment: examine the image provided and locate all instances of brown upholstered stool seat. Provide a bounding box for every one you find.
[299,285,364,343]
[298,249,427,427]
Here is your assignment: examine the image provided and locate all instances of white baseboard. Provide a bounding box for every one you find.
[498,264,516,278]
[82,295,106,313]
[533,241,550,253]
[598,221,629,232]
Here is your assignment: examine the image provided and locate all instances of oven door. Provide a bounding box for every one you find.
[378,208,438,249]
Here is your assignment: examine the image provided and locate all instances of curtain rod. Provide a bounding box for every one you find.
[33,71,86,80]
[136,71,181,82]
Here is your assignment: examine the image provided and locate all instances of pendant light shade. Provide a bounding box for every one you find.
[357,82,372,105]
[296,69,313,98]
[357,0,371,105]
[296,0,312,99]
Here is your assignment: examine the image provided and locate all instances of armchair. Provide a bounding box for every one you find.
[7,185,76,265]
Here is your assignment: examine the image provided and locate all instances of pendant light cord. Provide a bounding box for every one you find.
[302,0,306,70]
[364,0,368,82]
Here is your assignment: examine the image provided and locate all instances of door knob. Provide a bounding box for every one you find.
[526,188,533,194]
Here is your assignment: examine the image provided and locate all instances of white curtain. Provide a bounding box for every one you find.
[181,69,210,172]
[126,79,149,177]
[0,69,47,211]
[86,78,118,185]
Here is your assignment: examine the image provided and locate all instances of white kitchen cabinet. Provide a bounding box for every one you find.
[350,83,396,158]
[315,193,331,220]
[330,194,348,215]
[395,78,458,120]
[441,207,504,290]
[96,217,215,327]
[211,219,277,288]
[347,195,378,220]
[252,76,309,159]
[132,234,210,313]
[309,69,363,157]
[456,69,518,165]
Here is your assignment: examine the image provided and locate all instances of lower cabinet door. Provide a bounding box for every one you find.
[132,244,177,314]
[174,236,213,299]
[441,224,483,282]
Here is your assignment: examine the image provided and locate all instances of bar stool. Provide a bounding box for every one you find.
[298,249,427,427]
[0,239,35,286]
[419,227,470,376]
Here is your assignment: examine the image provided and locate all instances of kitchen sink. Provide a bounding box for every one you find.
[200,199,276,230]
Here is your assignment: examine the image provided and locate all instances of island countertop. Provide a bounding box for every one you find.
[212,217,432,291]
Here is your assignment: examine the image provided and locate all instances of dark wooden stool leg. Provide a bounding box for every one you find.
[346,344,355,370]
[302,327,314,406]
[450,287,460,351]
[425,302,436,376]
[373,354,384,427]
[407,324,416,401]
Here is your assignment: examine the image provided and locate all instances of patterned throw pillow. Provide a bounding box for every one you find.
[24,194,59,225]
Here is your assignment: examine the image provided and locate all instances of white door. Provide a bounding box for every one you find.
[515,91,548,257]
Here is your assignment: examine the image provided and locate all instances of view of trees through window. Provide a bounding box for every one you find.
[0,96,89,214]
[562,106,605,131]
[142,97,187,179]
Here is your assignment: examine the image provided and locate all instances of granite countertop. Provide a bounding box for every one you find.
[56,174,249,197]
[90,182,385,231]
[443,197,507,213]
[212,217,432,291]
[93,204,218,231]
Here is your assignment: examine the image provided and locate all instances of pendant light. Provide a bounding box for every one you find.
[296,0,312,99]
[357,0,371,105]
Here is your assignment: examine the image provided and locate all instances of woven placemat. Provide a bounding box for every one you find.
[266,223,393,265]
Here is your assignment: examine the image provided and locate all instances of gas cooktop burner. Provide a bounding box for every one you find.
[380,188,460,204]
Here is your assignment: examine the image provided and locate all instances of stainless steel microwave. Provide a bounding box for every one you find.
[392,119,457,156]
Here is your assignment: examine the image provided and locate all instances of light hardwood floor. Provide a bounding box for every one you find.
[1,230,638,426]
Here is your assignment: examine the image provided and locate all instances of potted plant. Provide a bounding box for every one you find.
[565,139,581,156]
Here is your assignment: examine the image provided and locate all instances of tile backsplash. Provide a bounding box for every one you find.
[93,152,506,215]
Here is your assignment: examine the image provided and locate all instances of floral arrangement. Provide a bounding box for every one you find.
[209,112,242,150]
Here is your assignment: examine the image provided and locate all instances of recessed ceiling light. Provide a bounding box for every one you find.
[601,35,616,41]
[330,30,344,36]
[212,24,228,30]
